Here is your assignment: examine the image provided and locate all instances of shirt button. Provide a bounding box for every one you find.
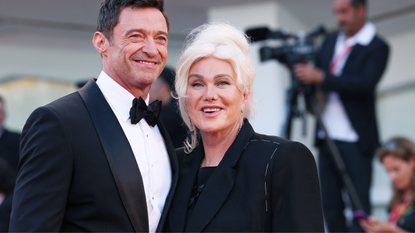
[152,197,155,200]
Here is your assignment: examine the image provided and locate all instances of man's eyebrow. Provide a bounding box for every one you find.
[125,28,168,37]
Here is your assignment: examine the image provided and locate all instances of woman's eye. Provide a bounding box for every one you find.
[217,81,230,86]
[191,83,202,87]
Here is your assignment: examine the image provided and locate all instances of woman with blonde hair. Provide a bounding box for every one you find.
[360,137,415,232]
[164,22,324,232]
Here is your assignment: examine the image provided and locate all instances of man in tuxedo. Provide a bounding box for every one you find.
[0,96,21,172]
[294,0,389,231]
[10,0,178,232]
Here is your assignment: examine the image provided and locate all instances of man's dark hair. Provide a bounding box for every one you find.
[97,0,169,42]
[351,0,366,8]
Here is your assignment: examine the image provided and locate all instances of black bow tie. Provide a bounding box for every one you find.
[129,97,162,127]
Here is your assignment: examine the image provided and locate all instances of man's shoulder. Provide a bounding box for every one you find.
[371,34,389,49]
[39,91,84,117]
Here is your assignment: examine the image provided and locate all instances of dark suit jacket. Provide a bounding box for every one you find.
[166,120,324,232]
[0,192,13,232]
[9,79,178,232]
[315,32,390,154]
[0,129,21,172]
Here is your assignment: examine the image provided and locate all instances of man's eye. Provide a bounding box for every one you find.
[157,36,167,42]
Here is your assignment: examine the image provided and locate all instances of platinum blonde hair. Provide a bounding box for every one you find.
[175,22,255,153]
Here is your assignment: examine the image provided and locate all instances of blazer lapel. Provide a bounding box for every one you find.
[168,145,203,232]
[324,33,337,71]
[343,44,364,70]
[78,79,149,232]
[156,120,179,232]
[185,120,255,232]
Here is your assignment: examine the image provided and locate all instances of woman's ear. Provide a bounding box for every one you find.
[92,32,109,56]
[241,87,251,112]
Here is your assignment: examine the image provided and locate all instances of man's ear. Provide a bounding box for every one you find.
[92,32,109,56]
[358,4,367,20]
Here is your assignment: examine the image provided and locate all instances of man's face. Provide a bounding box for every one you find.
[102,7,168,94]
[333,0,365,37]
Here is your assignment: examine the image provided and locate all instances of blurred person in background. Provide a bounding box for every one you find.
[0,158,16,232]
[0,96,21,172]
[164,22,324,232]
[149,67,187,148]
[294,0,390,231]
[359,137,415,232]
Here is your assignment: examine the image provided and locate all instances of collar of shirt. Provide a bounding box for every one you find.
[338,21,376,47]
[96,71,150,124]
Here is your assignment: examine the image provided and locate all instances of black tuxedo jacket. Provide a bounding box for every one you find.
[166,121,324,232]
[9,79,178,232]
[0,129,21,172]
[316,32,390,154]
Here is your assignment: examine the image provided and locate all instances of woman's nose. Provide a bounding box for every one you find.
[204,85,218,102]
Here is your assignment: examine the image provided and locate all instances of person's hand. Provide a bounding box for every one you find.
[293,63,324,84]
[359,216,404,233]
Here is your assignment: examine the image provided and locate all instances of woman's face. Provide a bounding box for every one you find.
[186,57,248,137]
[382,155,415,191]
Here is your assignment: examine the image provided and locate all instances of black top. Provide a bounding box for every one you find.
[186,167,216,226]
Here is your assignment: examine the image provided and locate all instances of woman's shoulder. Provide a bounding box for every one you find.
[247,132,314,161]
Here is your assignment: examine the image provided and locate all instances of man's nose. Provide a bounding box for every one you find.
[142,37,158,57]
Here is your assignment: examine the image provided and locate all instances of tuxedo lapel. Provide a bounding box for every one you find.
[169,145,203,232]
[78,79,149,232]
[185,120,255,232]
[156,120,179,232]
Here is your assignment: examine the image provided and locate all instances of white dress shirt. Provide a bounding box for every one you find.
[96,71,172,233]
[320,21,376,142]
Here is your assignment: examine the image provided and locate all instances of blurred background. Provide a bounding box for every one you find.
[1,0,414,220]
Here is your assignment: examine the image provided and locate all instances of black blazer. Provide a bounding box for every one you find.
[0,129,21,172]
[166,121,324,232]
[315,32,390,154]
[9,79,178,232]
[0,192,13,232]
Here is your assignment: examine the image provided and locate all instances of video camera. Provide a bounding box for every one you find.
[246,25,326,69]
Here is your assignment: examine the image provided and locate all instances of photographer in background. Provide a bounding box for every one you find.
[294,0,389,231]
[0,96,20,172]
